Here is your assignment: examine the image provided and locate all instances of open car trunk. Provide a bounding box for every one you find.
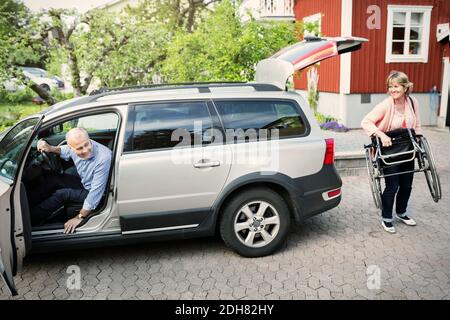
[255,36,368,90]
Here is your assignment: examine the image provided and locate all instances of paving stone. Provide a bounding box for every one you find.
[2,140,449,300]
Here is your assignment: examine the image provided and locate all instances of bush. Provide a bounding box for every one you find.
[314,111,338,124]
[314,111,349,132]
[50,89,74,102]
[0,103,45,133]
[0,87,35,104]
[320,121,349,132]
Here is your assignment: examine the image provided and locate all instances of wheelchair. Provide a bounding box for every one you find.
[364,128,442,209]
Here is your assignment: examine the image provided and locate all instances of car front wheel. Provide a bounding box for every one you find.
[219,188,291,257]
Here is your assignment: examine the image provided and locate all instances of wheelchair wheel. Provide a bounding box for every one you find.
[365,148,383,209]
[419,136,442,202]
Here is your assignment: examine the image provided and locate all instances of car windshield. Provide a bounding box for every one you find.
[23,68,47,77]
[0,118,40,181]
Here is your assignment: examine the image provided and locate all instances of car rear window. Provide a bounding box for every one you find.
[214,100,307,141]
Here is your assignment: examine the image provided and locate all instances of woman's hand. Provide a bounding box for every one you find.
[376,131,392,147]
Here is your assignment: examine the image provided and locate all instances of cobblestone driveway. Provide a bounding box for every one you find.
[1,129,449,300]
[2,170,449,300]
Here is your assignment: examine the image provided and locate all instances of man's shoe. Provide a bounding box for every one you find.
[396,214,417,226]
[382,221,396,233]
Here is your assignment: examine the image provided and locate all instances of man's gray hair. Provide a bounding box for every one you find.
[66,127,90,142]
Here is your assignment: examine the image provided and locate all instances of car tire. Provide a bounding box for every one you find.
[40,84,50,92]
[219,187,291,257]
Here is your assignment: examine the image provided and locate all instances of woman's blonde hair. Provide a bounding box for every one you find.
[386,71,413,95]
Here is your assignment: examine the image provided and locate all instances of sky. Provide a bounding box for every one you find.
[22,0,115,13]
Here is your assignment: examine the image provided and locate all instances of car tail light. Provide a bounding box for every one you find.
[322,188,341,201]
[324,138,334,164]
[327,188,341,198]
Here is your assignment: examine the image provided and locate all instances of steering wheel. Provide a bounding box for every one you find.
[40,139,66,174]
[41,151,63,174]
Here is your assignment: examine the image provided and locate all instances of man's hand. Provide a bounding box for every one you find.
[64,216,82,234]
[37,140,54,153]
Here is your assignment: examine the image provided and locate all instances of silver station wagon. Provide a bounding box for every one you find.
[0,37,366,295]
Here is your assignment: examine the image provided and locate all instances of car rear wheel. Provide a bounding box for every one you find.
[219,188,291,257]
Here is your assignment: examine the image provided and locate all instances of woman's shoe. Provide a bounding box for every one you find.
[396,214,417,226]
[382,221,396,233]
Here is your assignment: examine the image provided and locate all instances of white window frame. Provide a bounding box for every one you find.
[385,5,432,63]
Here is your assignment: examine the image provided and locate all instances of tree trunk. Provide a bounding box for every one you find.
[29,83,58,105]
[67,50,83,97]
[186,0,196,33]
[12,70,58,105]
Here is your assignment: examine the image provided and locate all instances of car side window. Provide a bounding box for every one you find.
[214,100,307,141]
[63,113,119,133]
[38,113,119,150]
[0,118,40,180]
[131,101,213,152]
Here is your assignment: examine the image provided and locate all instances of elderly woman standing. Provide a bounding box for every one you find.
[361,71,423,234]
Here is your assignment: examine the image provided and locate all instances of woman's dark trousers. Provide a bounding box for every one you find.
[381,160,415,223]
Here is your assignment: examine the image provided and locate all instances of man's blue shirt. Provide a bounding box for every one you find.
[60,139,112,211]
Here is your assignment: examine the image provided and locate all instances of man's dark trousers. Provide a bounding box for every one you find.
[30,172,88,225]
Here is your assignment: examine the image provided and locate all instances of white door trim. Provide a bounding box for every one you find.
[438,57,449,128]
[340,0,353,95]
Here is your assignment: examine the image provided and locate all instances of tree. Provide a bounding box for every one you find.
[162,0,298,82]
[128,0,222,33]
[43,1,221,91]
[81,6,169,88]
[38,8,135,96]
[0,0,56,104]
[94,0,222,88]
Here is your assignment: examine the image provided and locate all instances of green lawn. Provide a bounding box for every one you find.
[0,102,48,133]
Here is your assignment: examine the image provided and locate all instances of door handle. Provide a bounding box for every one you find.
[193,159,220,168]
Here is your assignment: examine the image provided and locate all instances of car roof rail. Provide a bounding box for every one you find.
[41,81,285,116]
[88,81,283,98]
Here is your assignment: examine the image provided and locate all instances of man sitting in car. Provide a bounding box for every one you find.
[32,127,112,234]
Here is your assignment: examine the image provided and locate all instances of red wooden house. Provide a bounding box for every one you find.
[293,0,450,128]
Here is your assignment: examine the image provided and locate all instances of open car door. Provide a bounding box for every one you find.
[0,179,18,295]
[0,116,43,296]
[255,36,368,90]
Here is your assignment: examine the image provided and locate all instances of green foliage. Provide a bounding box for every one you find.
[0,86,72,106]
[46,48,67,78]
[3,0,300,98]
[42,5,174,90]
[80,10,170,87]
[0,102,44,132]
[0,0,49,82]
[295,19,322,113]
[294,20,322,39]
[314,111,338,125]
[307,86,319,113]
[162,0,297,82]
[48,89,74,102]
[0,87,35,104]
